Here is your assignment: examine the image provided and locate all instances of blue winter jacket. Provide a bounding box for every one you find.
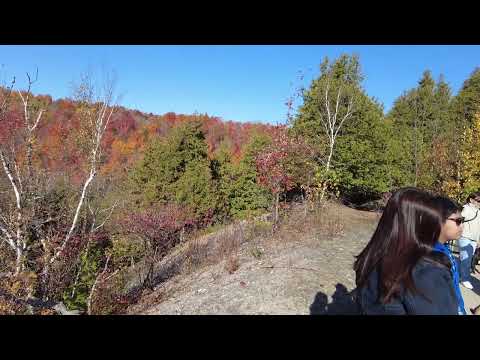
[356,257,458,315]
[433,242,466,315]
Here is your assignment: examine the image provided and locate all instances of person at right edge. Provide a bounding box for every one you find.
[458,192,480,290]
[354,187,458,315]
[432,195,467,315]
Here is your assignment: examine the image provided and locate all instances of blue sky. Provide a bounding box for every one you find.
[0,45,479,124]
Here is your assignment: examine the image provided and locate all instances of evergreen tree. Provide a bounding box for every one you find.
[387,70,453,190]
[442,68,480,195]
[223,133,272,219]
[130,120,218,219]
[452,67,480,129]
[420,74,455,192]
[433,74,453,134]
[443,113,480,202]
[334,94,391,203]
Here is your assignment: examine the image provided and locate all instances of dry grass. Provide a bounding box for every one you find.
[250,245,264,259]
[183,222,247,275]
[216,225,243,259]
[124,200,348,313]
[224,255,240,274]
[267,201,345,247]
[245,220,272,241]
[184,237,210,272]
[176,201,346,277]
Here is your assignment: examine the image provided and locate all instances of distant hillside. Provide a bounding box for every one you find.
[0,89,277,183]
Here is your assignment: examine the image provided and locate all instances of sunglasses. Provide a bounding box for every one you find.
[447,217,465,226]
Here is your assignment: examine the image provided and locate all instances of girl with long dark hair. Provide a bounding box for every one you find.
[354,187,458,315]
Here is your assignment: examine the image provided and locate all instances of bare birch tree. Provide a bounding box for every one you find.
[291,55,361,204]
[317,76,355,202]
[311,56,360,202]
[44,70,118,274]
[0,68,118,301]
[0,70,47,274]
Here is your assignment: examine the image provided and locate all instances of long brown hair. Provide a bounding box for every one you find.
[353,187,443,303]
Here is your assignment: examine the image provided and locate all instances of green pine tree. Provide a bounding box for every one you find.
[387,70,453,190]
[216,133,272,220]
[130,120,219,219]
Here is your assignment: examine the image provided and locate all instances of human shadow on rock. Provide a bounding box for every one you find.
[310,283,360,315]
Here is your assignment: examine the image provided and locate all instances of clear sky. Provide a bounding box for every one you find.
[1,45,479,124]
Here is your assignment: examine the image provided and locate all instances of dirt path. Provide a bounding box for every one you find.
[128,204,379,314]
[459,271,480,314]
[127,204,480,315]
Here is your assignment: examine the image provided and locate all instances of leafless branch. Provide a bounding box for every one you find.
[334,96,354,139]
[0,150,21,212]
[0,77,15,121]
[0,222,16,250]
[87,254,112,315]
[318,111,330,136]
[70,266,81,298]
[324,78,333,137]
[30,109,45,132]
[17,90,29,126]
[51,168,96,264]
[93,201,119,232]
[333,86,342,130]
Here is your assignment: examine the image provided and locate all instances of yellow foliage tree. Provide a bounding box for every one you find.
[443,112,480,202]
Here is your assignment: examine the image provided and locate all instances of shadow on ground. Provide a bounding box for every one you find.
[310,283,360,315]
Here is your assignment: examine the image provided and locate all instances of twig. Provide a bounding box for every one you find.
[260,265,322,273]
[87,254,112,315]
[93,200,119,232]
